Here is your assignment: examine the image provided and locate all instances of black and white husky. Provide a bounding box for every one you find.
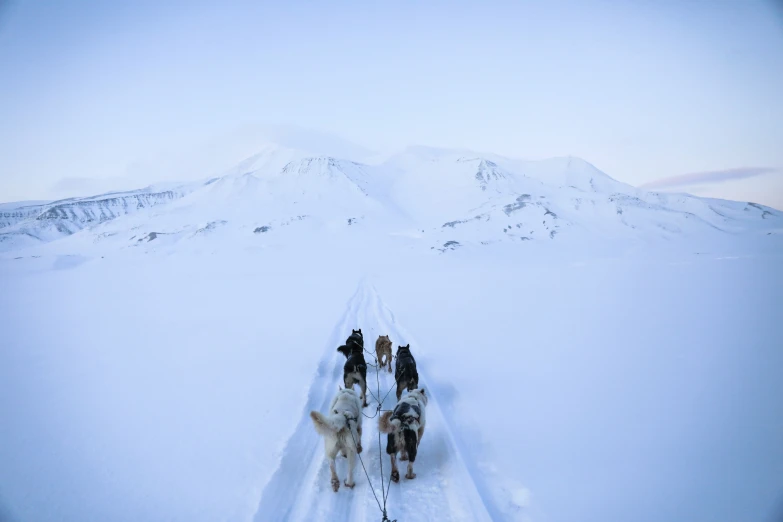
[394,344,419,401]
[310,387,364,492]
[379,388,427,482]
[337,329,369,407]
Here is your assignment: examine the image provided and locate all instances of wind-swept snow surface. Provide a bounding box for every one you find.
[2,242,782,522]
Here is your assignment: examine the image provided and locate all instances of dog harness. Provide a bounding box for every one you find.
[345,353,367,373]
[396,351,416,369]
[391,401,421,429]
[346,334,363,349]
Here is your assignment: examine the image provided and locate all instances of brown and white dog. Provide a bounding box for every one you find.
[310,387,363,492]
[375,335,393,373]
[379,388,427,482]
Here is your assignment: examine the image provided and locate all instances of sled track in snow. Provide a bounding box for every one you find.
[253,280,495,522]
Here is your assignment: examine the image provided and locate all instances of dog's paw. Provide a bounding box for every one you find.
[344,480,355,489]
[331,477,340,492]
[390,470,400,483]
[405,471,416,480]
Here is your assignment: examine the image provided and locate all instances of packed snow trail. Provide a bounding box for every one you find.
[253,280,494,522]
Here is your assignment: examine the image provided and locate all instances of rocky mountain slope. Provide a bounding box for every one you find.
[1,143,780,255]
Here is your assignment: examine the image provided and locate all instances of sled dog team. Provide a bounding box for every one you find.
[309,329,427,492]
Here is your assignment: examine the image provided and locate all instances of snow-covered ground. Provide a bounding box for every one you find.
[1,142,782,522]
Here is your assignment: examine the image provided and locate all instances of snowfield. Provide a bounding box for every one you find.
[1,141,782,522]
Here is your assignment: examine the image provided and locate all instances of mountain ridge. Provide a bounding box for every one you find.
[1,142,780,255]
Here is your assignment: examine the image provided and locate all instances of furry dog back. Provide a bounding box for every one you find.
[394,344,419,401]
[310,388,362,435]
[379,389,427,434]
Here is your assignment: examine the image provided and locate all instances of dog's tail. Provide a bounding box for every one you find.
[378,411,402,434]
[310,411,348,436]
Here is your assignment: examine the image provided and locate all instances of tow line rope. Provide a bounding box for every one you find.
[344,333,403,522]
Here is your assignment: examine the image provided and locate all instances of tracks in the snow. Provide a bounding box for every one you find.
[253,280,494,522]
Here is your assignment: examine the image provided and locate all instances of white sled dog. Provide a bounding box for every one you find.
[310,387,364,492]
[379,388,427,482]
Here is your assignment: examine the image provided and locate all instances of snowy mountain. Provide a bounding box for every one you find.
[1,142,780,255]
[0,182,204,252]
[0,200,51,229]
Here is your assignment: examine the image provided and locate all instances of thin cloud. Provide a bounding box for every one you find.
[641,167,778,190]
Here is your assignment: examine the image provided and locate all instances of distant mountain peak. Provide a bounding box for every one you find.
[1,140,778,255]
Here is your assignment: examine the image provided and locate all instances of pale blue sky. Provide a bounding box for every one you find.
[1,0,782,208]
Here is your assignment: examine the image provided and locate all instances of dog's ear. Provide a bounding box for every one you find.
[420,388,426,396]
[338,384,343,390]
[405,344,410,349]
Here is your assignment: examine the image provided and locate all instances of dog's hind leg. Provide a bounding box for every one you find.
[404,429,418,479]
[417,426,425,447]
[387,353,392,373]
[396,381,405,401]
[359,376,368,408]
[387,434,400,483]
[356,424,363,454]
[344,450,356,489]
[328,456,339,492]
[390,453,400,483]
